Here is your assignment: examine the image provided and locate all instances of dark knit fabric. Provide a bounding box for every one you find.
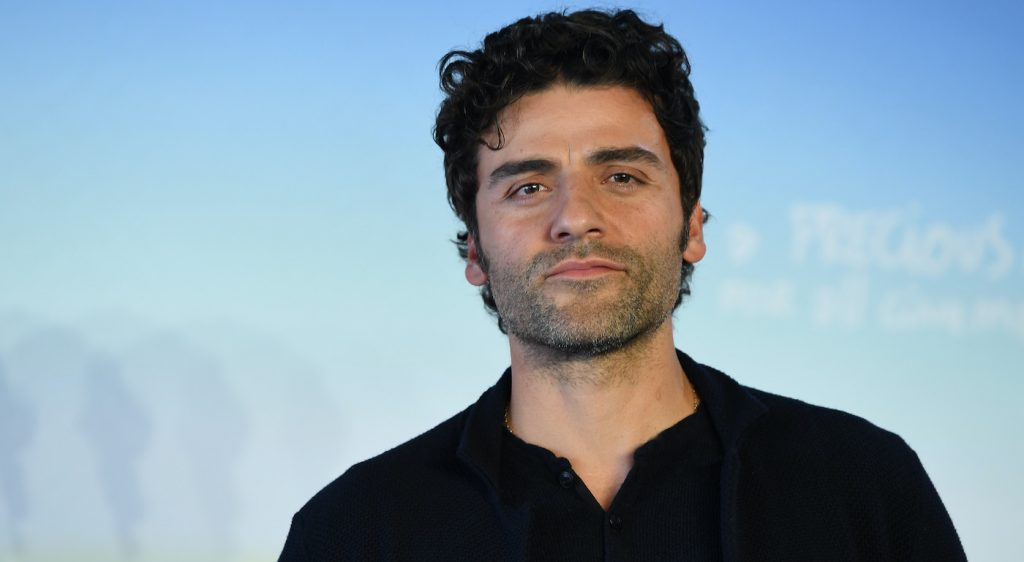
[499,402,723,561]
[278,351,966,561]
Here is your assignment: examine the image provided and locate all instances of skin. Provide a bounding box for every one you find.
[465,83,707,510]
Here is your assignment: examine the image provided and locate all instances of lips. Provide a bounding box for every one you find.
[545,258,626,279]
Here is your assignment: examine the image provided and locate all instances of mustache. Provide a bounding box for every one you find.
[526,241,639,276]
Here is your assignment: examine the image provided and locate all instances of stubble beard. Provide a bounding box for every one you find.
[482,237,683,361]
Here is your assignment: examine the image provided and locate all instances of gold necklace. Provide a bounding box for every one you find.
[503,384,700,436]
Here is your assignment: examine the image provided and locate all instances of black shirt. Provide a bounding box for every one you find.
[500,403,723,560]
[278,351,965,561]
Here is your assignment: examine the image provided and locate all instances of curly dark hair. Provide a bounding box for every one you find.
[433,8,708,331]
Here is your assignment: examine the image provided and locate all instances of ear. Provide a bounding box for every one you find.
[682,202,707,263]
[465,235,489,286]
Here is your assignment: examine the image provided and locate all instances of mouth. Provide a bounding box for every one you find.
[544,258,626,280]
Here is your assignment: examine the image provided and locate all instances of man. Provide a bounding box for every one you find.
[279,9,965,561]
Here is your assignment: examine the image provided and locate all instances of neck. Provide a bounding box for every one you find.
[506,320,698,509]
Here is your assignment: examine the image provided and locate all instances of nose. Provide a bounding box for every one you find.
[549,179,605,243]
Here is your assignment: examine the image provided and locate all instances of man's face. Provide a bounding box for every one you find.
[466,84,706,356]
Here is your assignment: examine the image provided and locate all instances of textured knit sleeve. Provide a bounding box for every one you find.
[277,512,311,562]
[886,438,966,561]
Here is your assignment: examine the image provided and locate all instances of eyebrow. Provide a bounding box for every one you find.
[487,159,556,188]
[586,146,665,169]
[486,146,664,188]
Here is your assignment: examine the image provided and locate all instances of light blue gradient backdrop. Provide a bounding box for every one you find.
[1,1,1021,560]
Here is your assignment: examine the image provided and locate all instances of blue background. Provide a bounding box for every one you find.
[1,1,1021,560]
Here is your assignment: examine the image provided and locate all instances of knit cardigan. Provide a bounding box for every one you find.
[279,351,966,561]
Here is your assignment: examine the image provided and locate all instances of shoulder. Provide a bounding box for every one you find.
[685,353,914,467]
[736,384,940,520]
[725,385,965,559]
[299,406,474,521]
[746,386,912,458]
[735,385,929,493]
[282,407,499,560]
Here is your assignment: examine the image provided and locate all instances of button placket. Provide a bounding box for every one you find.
[558,469,575,488]
[608,513,623,531]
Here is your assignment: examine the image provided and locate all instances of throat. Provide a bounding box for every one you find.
[513,321,664,388]
[574,456,634,511]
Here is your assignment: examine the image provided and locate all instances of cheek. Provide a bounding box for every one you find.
[621,202,685,246]
[476,212,538,262]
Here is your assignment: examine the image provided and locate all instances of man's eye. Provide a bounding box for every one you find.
[514,183,544,196]
[608,173,640,185]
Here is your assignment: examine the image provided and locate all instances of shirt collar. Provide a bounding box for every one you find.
[455,366,512,493]
[676,350,769,452]
[455,350,768,493]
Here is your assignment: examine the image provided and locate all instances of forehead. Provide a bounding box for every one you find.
[477,84,672,175]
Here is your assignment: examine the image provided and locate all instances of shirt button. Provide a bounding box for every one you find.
[608,514,623,530]
[558,470,574,488]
